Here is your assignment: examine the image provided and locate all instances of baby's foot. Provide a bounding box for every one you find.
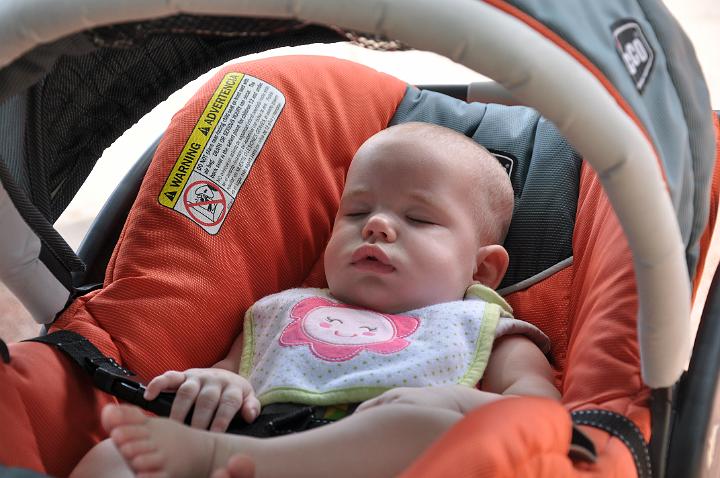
[102,404,235,478]
[210,454,256,478]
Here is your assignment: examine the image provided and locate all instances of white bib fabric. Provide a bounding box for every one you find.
[239,286,549,406]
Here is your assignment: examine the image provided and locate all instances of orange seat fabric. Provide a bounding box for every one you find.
[0,55,406,475]
[2,55,710,478]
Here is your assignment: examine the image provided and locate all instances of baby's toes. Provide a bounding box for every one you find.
[110,424,151,446]
[136,471,169,478]
[102,404,150,431]
[129,449,167,473]
[118,438,158,458]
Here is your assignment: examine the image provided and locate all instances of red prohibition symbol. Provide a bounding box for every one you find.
[183,180,227,227]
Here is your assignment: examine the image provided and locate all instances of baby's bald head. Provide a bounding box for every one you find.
[357,122,514,245]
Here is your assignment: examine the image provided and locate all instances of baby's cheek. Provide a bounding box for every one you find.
[362,331,375,336]
[319,322,331,329]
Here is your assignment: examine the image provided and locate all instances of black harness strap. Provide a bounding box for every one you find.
[26,330,251,431]
[27,330,177,417]
[571,409,652,478]
[29,330,133,375]
[568,424,597,463]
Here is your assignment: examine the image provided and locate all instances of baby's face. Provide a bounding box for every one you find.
[324,135,481,313]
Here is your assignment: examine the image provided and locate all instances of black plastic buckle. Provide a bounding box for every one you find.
[89,363,177,417]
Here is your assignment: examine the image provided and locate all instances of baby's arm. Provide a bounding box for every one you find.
[358,335,558,414]
[212,330,245,371]
[143,331,260,432]
[451,334,560,413]
[481,334,559,398]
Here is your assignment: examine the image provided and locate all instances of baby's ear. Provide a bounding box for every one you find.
[473,245,509,289]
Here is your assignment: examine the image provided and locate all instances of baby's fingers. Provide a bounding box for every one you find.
[169,378,201,423]
[209,387,246,433]
[144,370,186,400]
[240,393,261,424]
[355,397,378,413]
[190,383,222,430]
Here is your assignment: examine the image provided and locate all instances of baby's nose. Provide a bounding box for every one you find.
[362,215,397,242]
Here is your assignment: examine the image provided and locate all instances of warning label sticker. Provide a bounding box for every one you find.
[158,72,285,234]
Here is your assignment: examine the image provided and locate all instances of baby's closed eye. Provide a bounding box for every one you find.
[406,216,437,225]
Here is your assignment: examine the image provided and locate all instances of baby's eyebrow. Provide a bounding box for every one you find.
[407,192,442,211]
[340,188,370,200]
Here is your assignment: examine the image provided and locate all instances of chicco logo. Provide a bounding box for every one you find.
[612,19,655,93]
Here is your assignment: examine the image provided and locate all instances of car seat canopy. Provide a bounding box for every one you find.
[0,1,717,476]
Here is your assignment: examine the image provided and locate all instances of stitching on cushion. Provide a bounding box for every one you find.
[572,409,650,474]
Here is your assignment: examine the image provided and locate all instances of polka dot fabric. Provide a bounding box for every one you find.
[241,287,549,405]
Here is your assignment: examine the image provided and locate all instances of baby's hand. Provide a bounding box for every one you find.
[356,386,463,413]
[144,368,260,432]
[357,385,504,415]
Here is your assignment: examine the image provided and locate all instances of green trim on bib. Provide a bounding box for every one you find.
[465,283,513,314]
[258,386,393,407]
[458,303,500,386]
[238,307,255,378]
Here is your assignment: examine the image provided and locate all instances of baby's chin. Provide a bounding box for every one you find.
[328,288,439,314]
[327,288,402,314]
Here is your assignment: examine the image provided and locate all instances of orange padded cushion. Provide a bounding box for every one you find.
[416,165,647,478]
[402,397,577,478]
[0,342,117,477]
[52,55,407,380]
[506,164,648,424]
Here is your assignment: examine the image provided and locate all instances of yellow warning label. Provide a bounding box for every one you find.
[159,73,244,208]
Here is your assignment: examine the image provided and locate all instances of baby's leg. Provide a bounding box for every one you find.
[69,439,135,478]
[210,455,255,478]
[104,402,464,478]
[251,403,464,477]
[102,404,230,477]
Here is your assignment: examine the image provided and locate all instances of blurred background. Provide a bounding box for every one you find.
[1,0,718,343]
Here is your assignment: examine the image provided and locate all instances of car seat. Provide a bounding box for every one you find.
[0,1,717,477]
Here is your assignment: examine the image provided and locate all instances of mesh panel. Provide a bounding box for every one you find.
[89,16,313,47]
[0,95,29,193]
[22,19,343,223]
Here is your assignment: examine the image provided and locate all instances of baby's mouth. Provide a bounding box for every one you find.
[351,246,395,274]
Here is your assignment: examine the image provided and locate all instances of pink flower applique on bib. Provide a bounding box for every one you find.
[279,296,420,362]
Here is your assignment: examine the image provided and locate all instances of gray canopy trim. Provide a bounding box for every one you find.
[0,0,701,387]
[0,183,70,324]
[508,0,715,282]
